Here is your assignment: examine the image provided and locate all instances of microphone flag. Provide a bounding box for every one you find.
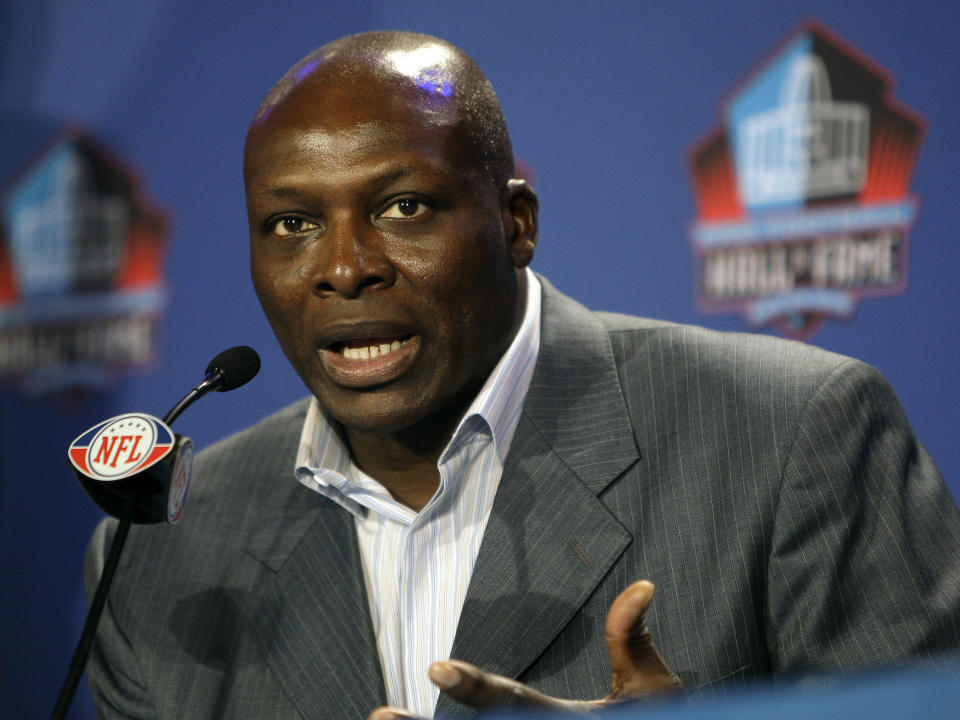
[68,412,193,524]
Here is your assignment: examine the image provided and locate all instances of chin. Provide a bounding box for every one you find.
[316,389,433,436]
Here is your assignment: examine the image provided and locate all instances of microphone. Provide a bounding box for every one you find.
[207,345,262,390]
[53,346,260,720]
[164,345,261,424]
[68,345,260,524]
[68,345,261,524]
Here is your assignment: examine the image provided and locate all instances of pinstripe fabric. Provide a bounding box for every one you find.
[292,269,540,718]
[85,278,960,720]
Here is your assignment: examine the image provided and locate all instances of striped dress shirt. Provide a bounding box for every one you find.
[293,269,541,718]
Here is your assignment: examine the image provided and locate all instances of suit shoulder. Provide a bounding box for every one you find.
[95,398,311,562]
[591,314,892,432]
[86,398,315,606]
[598,312,856,384]
[191,396,310,485]
[593,310,678,333]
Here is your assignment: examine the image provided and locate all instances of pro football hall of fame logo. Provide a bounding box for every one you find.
[0,130,168,395]
[688,20,925,339]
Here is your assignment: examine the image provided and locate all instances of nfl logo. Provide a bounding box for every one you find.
[69,412,174,482]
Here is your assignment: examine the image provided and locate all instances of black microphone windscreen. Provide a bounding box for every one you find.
[206,346,261,391]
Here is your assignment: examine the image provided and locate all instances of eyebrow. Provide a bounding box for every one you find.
[262,187,309,199]
[259,168,418,200]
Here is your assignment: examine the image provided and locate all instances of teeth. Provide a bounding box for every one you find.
[341,338,408,360]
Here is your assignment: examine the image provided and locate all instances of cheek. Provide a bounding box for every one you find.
[252,245,309,302]
[251,261,310,346]
[432,256,512,354]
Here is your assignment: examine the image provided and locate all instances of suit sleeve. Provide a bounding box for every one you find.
[84,517,157,720]
[767,359,960,673]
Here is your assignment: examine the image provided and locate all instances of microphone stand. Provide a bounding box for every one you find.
[50,374,221,720]
[50,491,139,720]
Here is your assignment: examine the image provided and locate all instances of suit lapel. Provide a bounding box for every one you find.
[247,490,386,719]
[238,280,639,718]
[438,280,640,717]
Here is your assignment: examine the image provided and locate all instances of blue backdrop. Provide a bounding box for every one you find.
[2,1,958,717]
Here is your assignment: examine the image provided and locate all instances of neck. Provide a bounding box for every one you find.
[345,271,530,511]
[345,408,460,511]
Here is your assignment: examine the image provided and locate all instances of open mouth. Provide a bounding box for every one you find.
[331,335,414,361]
[320,333,420,388]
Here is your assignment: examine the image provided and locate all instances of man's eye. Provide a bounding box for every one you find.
[270,217,319,237]
[379,198,429,219]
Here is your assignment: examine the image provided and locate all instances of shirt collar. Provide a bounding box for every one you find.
[294,268,541,502]
[441,268,540,466]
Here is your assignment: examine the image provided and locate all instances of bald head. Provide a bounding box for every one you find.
[248,31,515,193]
[244,30,539,445]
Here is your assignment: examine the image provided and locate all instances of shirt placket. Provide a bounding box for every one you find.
[399,510,431,717]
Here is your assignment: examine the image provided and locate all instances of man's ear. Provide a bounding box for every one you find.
[503,178,538,268]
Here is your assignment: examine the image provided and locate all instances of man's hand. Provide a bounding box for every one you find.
[368,580,681,719]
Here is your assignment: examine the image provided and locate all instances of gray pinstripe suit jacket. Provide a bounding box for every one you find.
[85,279,960,719]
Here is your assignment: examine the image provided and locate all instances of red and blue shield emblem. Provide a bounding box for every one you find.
[68,412,173,481]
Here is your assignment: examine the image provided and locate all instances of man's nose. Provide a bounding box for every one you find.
[313,217,396,298]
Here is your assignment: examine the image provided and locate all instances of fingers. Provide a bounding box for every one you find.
[368,707,423,720]
[428,659,569,711]
[604,580,682,699]
[415,581,678,716]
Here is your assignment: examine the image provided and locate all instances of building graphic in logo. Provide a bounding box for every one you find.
[0,130,167,394]
[688,21,924,338]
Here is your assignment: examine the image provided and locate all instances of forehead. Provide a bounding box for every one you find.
[244,65,476,186]
[256,41,459,121]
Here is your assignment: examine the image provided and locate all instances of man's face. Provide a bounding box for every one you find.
[245,73,531,437]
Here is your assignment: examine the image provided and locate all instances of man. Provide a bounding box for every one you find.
[85,31,960,720]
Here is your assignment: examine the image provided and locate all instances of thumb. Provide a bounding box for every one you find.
[604,580,682,699]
